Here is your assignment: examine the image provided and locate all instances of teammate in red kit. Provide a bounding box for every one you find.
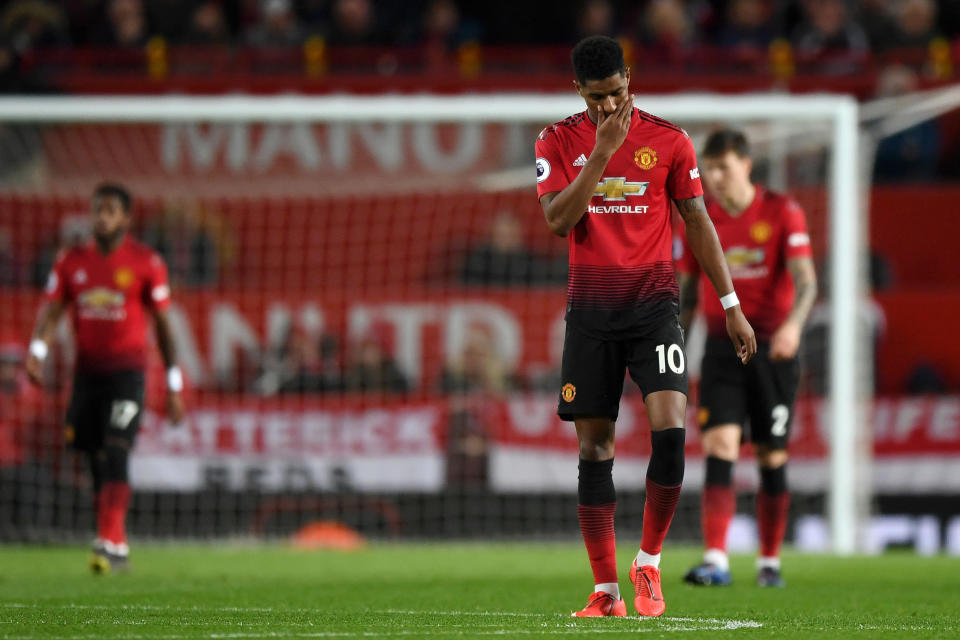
[25,183,184,574]
[677,129,818,588]
[536,37,756,617]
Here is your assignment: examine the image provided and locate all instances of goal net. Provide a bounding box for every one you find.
[0,94,866,552]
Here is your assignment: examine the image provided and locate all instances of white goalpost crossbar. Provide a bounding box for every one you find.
[0,93,864,553]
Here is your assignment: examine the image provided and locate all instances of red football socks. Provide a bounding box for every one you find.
[97,482,132,546]
[757,491,790,558]
[578,503,618,584]
[640,478,682,555]
[702,484,736,552]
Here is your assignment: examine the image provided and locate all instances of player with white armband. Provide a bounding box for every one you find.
[25,182,185,574]
[536,36,756,618]
[677,129,818,589]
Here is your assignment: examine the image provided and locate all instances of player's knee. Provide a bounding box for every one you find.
[578,439,615,461]
[647,427,685,486]
[103,443,130,484]
[756,446,788,469]
[702,428,740,460]
[759,461,788,495]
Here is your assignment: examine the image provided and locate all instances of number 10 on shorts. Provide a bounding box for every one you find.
[655,343,685,374]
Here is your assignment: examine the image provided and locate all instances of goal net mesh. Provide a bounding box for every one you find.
[0,98,856,550]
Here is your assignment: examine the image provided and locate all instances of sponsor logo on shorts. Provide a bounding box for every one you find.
[634,146,658,170]
[561,383,576,402]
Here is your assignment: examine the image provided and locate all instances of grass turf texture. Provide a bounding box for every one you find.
[1,544,958,639]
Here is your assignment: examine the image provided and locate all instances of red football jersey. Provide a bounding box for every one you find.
[676,186,813,340]
[536,108,703,338]
[44,236,170,374]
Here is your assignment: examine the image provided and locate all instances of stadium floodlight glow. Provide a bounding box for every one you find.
[0,93,865,553]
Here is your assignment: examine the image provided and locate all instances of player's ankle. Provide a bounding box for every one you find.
[635,549,660,568]
[704,548,730,571]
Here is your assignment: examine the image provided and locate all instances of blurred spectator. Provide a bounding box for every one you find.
[93,0,151,48]
[420,0,476,54]
[858,0,898,50]
[715,0,776,50]
[142,203,220,287]
[0,0,69,53]
[342,326,409,394]
[576,0,616,41]
[254,326,341,395]
[244,0,305,47]
[791,0,869,63]
[325,0,380,46]
[459,210,557,287]
[440,326,521,394]
[638,0,697,53]
[872,65,941,182]
[183,1,231,45]
[887,0,939,50]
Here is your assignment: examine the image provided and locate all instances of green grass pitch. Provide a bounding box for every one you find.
[1,543,958,639]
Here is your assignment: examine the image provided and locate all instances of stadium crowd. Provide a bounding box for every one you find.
[0,0,954,57]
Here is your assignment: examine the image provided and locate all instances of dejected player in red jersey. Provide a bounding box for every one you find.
[25,183,184,574]
[536,37,756,618]
[676,129,818,589]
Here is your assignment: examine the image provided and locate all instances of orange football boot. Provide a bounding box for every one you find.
[571,591,627,617]
[629,561,666,617]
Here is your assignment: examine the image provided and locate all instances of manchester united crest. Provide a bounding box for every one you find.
[114,267,135,289]
[561,383,577,403]
[634,146,658,170]
[750,221,772,244]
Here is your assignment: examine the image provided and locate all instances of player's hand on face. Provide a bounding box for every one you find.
[769,320,801,361]
[25,355,43,386]
[166,391,185,426]
[725,306,757,364]
[594,94,633,157]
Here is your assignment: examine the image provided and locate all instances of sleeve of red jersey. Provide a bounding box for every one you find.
[42,253,70,304]
[667,133,704,201]
[144,253,172,311]
[535,128,570,198]
[782,199,813,260]
[674,225,701,275]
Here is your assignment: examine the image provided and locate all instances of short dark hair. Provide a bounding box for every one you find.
[702,128,750,158]
[571,36,625,85]
[93,182,132,213]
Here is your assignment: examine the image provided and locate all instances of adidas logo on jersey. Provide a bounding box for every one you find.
[572,154,588,167]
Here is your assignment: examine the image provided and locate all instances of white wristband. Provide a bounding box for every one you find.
[29,339,49,361]
[719,292,740,311]
[167,366,183,393]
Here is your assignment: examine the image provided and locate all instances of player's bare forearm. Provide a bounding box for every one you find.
[677,272,699,335]
[676,197,736,298]
[784,256,818,329]
[32,301,64,344]
[540,151,612,237]
[152,309,178,370]
[677,196,756,363]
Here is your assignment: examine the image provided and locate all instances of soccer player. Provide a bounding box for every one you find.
[25,183,184,574]
[677,129,818,588]
[536,36,756,618]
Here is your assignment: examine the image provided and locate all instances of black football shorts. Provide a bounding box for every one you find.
[66,370,145,452]
[557,319,688,422]
[697,337,800,449]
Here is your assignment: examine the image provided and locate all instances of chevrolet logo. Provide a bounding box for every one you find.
[594,177,649,201]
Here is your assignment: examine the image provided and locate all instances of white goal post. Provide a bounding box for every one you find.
[0,93,865,553]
